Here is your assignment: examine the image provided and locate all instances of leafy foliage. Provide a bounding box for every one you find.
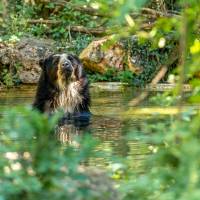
[0,0,184,86]
[0,1,97,53]
[114,1,200,200]
[1,0,200,199]
[119,113,200,200]
[127,37,177,86]
[0,107,112,200]
[0,62,22,87]
[88,68,134,83]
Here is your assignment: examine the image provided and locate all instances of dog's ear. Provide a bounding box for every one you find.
[67,54,81,64]
[39,58,45,69]
[39,54,60,70]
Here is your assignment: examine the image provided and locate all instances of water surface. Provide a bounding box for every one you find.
[0,84,174,172]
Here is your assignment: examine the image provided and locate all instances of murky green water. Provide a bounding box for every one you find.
[0,84,172,171]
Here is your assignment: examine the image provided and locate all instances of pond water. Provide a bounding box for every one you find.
[0,84,174,172]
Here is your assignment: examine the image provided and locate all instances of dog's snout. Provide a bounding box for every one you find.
[64,61,70,67]
[62,62,72,72]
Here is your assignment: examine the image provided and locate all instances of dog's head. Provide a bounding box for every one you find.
[39,53,85,89]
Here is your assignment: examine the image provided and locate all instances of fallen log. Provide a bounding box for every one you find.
[69,26,106,36]
[26,0,179,19]
[27,19,61,25]
[52,1,180,18]
[27,19,154,35]
[27,19,106,36]
[141,8,179,18]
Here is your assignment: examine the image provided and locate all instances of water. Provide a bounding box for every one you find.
[0,84,173,171]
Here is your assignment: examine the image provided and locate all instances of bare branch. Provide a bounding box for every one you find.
[129,46,179,106]
[27,19,106,35]
[27,19,61,25]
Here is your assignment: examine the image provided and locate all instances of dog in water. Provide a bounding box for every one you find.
[33,53,90,127]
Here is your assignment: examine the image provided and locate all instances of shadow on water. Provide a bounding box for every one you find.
[0,84,173,171]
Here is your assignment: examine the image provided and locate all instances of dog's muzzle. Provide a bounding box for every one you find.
[61,60,73,78]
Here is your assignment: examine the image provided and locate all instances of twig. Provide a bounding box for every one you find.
[141,8,179,18]
[27,19,61,25]
[128,66,168,106]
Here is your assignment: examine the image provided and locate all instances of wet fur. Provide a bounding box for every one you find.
[56,81,83,113]
[33,54,90,115]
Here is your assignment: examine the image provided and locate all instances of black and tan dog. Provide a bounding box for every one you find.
[33,53,90,126]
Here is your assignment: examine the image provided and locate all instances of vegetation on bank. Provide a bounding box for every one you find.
[0,0,182,86]
[1,0,200,200]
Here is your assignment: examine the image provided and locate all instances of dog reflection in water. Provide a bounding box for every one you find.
[56,112,91,144]
[33,53,91,143]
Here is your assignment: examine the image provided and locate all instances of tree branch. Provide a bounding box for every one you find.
[129,45,179,106]
[141,8,179,18]
[27,19,154,36]
[27,19,106,35]
[128,66,168,106]
[50,1,180,18]
[27,19,61,25]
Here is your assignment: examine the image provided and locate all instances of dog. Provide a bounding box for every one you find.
[33,53,90,126]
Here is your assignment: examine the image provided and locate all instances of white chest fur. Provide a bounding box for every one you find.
[57,82,83,113]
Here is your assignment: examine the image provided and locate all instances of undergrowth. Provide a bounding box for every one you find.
[0,1,96,54]
[0,0,179,87]
[88,68,134,83]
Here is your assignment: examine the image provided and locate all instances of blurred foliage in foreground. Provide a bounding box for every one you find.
[1,0,200,200]
[0,107,118,200]
[119,111,200,200]
[118,0,200,200]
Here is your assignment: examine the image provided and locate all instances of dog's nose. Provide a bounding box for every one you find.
[63,62,72,72]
